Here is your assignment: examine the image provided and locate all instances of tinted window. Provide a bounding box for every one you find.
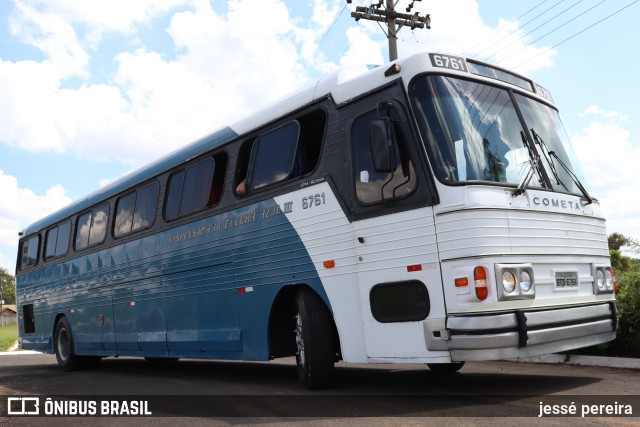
[45,221,71,260]
[249,121,300,191]
[181,158,214,215]
[89,205,109,246]
[45,227,58,260]
[75,212,92,250]
[235,110,326,197]
[20,235,40,270]
[56,221,71,256]
[165,170,184,221]
[132,183,159,231]
[165,155,225,221]
[114,182,158,237]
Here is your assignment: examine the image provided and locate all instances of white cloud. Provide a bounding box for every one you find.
[0,169,72,271]
[11,0,189,45]
[571,107,640,242]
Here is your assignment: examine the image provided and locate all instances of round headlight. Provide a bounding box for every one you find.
[605,269,613,290]
[519,271,533,292]
[596,269,605,289]
[503,271,516,293]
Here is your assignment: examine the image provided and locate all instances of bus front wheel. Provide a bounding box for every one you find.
[294,288,335,390]
[427,362,465,374]
[54,317,81,371]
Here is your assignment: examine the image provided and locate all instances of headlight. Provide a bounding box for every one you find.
[502,271,516,293]
[519,270,532,292]
[495,264,535,300]
[596,269,605,290]
[605,269,614,290]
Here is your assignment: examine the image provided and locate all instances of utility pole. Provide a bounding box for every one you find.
[349,0,430,62]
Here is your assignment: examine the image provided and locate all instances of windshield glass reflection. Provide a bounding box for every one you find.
[412,75,590,197]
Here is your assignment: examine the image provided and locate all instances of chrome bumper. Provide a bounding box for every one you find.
[445,302,617,361]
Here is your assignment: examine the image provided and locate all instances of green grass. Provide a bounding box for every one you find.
[0,324,18,351]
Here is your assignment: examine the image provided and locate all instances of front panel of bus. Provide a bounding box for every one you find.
[405,55,616,361]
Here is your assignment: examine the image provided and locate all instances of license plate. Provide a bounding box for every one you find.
[555,271,578,289]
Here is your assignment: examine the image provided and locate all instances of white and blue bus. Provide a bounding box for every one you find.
[16,52,616,389]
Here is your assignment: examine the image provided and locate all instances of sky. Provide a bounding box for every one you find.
[1,0,639,273]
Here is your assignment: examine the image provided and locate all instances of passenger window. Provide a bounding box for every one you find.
[45,221,71,260]
[20,235,40,270]
[76,204,110,250]
[352,104,417,205]
[249,121,300,191]
[89,205,109,245]
[165,153,226,221]
[114,182,159,237]
[235,109,326,196]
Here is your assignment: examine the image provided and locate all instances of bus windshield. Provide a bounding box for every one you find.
[411,75,590,196]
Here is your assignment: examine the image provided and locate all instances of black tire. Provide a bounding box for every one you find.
[54,317,82,371]
[427,361,465,374]
[294,288,335,390]
[145,357,180,363]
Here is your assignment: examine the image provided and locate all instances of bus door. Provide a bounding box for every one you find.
[346,84,446,359]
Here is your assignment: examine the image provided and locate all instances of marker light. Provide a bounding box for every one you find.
[474,266,488,301]
[502,271,516,293]
[455,277,469,287]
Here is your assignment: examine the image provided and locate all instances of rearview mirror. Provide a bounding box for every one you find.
[369,118,395,173]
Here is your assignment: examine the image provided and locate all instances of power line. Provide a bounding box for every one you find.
[470,0,568,59]
[511,0,639,70]
[303,3,349,71]
[462,0,554,56]
[479,0,588,63]
[496,0,608,66]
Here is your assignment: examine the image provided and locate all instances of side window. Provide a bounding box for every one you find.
[165,153,227,221]
[352,104,417,205]
[235,109,326,196]
[114,182,159,237]
[249,121,300,191]
[76,204,110,250]
[89,205,109,246]
[45,221,71,260]
[20,235,40,270]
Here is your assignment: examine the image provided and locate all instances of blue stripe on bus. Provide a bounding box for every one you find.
[18,197,330,361]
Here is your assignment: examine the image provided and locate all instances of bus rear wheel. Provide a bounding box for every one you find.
[54,317,82,371]
[294,288,335,390]
[427,362,465,374]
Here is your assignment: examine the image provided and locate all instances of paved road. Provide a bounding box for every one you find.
[1,353,639,425]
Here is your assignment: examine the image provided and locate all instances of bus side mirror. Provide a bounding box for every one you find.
[369,118,395,173]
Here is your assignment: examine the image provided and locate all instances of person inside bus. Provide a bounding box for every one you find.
[236,179,248,197]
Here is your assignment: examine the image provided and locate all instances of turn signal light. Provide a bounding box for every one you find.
[474,266,488,301]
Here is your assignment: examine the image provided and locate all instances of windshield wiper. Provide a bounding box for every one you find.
[512,130,540,196]
[530,128,567,191]
[530,128,593,205]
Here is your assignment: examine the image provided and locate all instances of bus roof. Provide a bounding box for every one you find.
[20,52,550,237]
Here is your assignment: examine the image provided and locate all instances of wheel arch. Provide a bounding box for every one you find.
[268,283,341,360]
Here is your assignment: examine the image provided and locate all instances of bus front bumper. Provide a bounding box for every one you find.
[441,302,617,361]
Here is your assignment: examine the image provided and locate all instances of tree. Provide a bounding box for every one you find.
[0,268,16,305]
[608,232,628,250]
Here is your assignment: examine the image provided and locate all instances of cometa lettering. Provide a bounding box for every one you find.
[532,196,581,211]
